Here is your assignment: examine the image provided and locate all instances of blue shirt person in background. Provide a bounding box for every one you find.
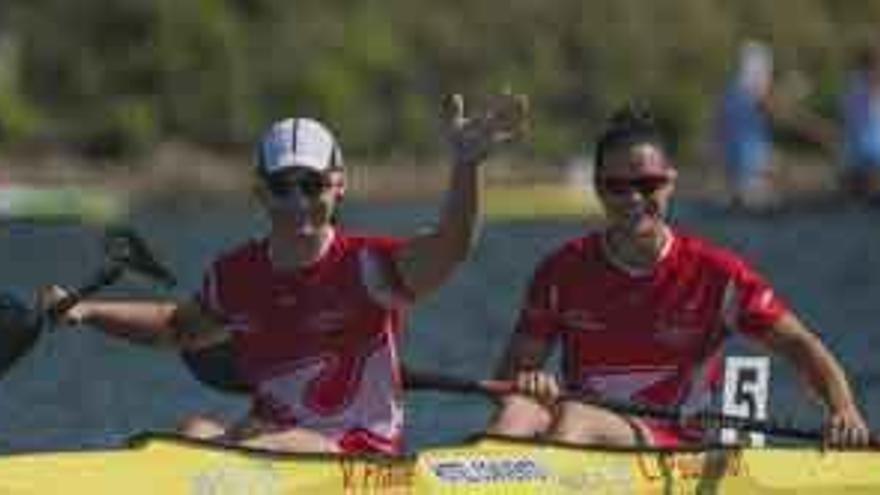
[715,41,776,210]
[841,42,880,201]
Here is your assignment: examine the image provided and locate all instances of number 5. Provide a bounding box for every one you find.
[721,356,770,446]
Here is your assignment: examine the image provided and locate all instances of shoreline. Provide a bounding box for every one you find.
[1,141,843,206]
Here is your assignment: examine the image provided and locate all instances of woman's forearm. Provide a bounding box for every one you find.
[77,300,181,347]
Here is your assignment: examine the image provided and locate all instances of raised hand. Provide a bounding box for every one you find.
[446,91,529,167]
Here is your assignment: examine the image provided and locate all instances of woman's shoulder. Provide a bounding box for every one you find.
[535,232,601,272]
[672,229,754,273]
[334,229,404,253]
[210,237,268,269]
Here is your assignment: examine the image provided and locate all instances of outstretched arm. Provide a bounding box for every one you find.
[39,286,229,350]
[394,93,528,299]
[758,312,870,447]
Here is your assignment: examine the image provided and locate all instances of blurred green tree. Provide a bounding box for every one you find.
[2,0,880,165]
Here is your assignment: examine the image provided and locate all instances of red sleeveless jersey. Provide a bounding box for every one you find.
[196,229,412,454]
[518,229,788,413]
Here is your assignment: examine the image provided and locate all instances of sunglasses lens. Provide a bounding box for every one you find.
[598,177,669,195]
[297,175,326,196]
[267,173,329,199]
[599,179,629,195]
[635,177,668,195]
[267,181,292,197]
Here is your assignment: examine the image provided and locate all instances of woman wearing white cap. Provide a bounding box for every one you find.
[40,94,527,455]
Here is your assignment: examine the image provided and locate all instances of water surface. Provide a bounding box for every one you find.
[1,197,878,453]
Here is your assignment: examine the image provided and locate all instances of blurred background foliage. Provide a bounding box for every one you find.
[1,0,880,165]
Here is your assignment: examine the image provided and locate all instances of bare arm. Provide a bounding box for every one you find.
[394,158,484,298]
[395,93,527,299]
[46,288,229,351]
[756,312,870,446]
[759,313,858,413]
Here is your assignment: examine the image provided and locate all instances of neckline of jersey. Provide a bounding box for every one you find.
[599,226,675,278]
[265,227,337,273]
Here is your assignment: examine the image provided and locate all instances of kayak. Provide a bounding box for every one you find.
[0,184,126,224]
[1,434,879,494]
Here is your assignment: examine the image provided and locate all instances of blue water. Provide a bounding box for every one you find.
[1,197,879,453]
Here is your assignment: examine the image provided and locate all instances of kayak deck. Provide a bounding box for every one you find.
[1,434,879,494]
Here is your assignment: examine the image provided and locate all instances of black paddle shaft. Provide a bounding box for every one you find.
[0,228,174,379]
[404,368,835,444]
[46,264,125,324]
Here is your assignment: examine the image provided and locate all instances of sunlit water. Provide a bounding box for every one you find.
[1,196,878,453]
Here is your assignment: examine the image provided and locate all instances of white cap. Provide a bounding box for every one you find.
[256,118,343,175]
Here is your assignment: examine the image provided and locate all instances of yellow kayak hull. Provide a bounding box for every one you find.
[1,435,879,494]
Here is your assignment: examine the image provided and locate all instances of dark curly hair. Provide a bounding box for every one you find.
[593,102,669,175]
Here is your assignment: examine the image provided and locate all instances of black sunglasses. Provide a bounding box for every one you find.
[266,172,332,199]
[596,176,671,196]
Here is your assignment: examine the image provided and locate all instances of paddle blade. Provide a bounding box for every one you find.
[103,227,176,288]
[0,291,41,377]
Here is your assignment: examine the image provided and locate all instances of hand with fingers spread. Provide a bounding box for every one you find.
[823,405,872,449]
[512,369,561,404]
[446,91,529,168]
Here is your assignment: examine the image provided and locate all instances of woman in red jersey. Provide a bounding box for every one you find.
[487,103,871,449]
[40,94,527,455]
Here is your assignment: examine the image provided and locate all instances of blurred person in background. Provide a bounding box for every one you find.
[715,40,838,210]
[39,94,527,455]
[840,41,880,202]
[486,103,870,449]
[715,40,778,210]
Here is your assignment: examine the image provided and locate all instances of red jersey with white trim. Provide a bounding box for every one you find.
[196,229,412,454]
[518,229,788,412]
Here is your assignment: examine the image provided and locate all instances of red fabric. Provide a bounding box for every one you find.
[337,428,402,455]
[195,230,409,453]
[637,418,706,447]
[518,230,788,410]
